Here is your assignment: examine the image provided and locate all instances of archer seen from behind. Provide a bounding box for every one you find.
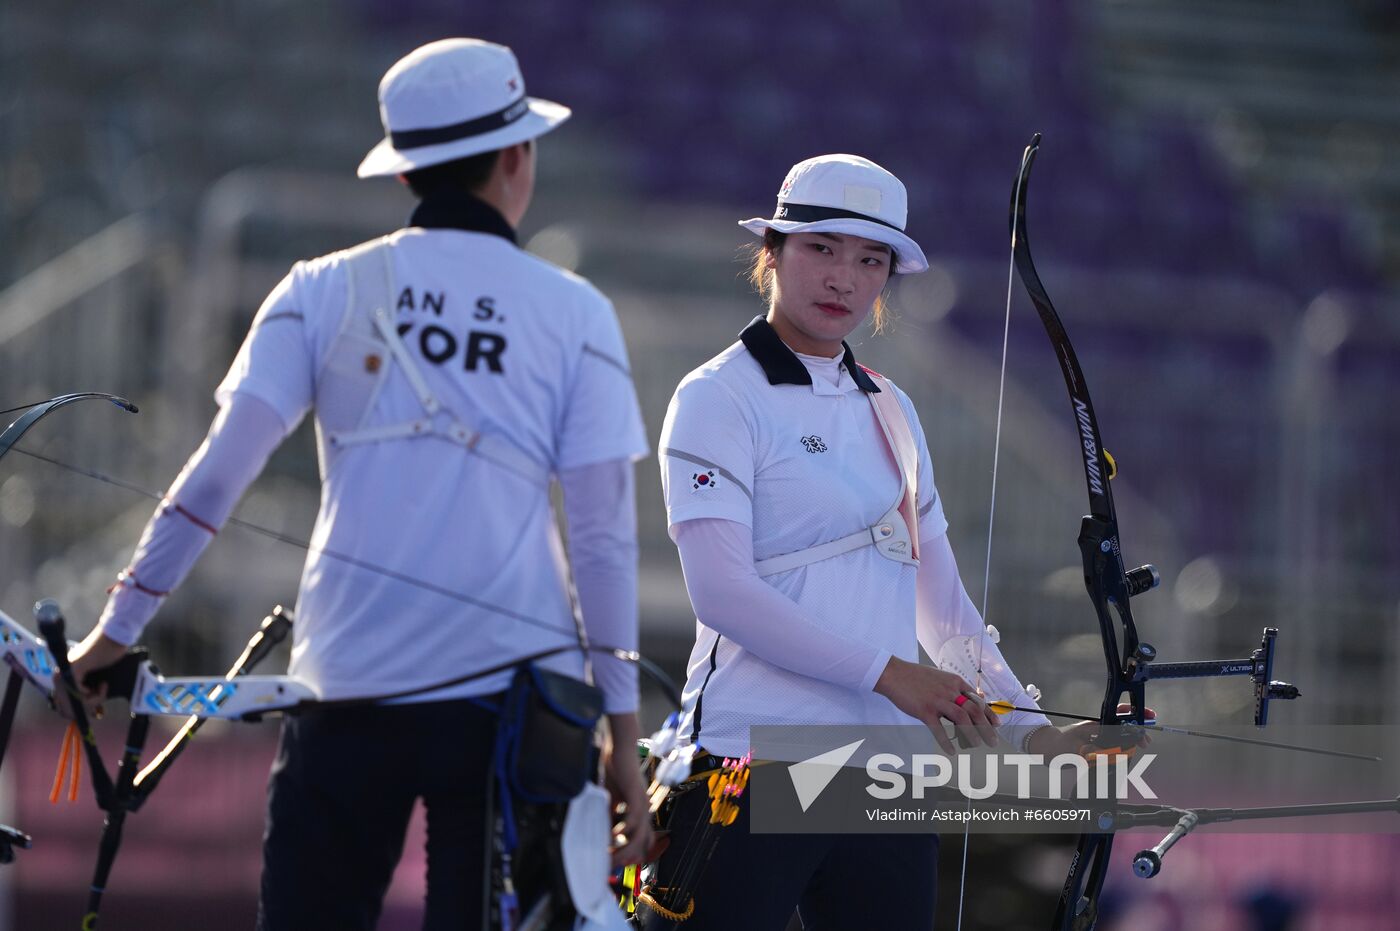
[642,156,1091,930]
[64,38,651,930]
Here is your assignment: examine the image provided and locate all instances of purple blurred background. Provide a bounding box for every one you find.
[3,0,1399,928]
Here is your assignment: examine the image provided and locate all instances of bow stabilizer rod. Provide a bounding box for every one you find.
[1112,795,1400,879]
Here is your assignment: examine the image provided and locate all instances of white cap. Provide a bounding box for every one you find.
[739,154,929,274]
[357,38,570,179]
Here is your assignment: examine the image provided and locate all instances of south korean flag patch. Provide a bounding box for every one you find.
[691,470,718,492]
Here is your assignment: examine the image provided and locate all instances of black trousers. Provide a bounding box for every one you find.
[256,697,503,931]
[640,778,939,931]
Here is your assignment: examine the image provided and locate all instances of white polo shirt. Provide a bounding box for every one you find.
[216,193,648,701]
[659,317,948,756]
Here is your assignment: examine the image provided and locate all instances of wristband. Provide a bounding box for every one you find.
[108,569,168,598]
[1019,723,1054,753]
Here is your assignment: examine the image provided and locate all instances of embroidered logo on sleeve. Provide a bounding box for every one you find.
[800,435,827,453]
[692,470,718,491]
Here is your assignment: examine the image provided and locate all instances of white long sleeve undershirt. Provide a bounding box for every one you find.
[674,517,1050,742]
[914,532,1051,739]
[98,392,288,645]
[674,517,892,692]
[559,457,641,713]
[97,390,643,712]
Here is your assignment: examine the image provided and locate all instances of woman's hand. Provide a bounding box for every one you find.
[1026,703,1155,759]
[603,712,659,868]
[873,656,999,754]
[51,628,128,720]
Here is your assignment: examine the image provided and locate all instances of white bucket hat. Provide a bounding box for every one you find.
[357,38,570,179]
[739,154,929,274]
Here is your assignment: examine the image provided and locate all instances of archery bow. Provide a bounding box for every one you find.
[3,593,680,928]
[0,393,138,463]
[965,135,1311,931]
[0,394,138,868]
[1,394,680,709]
[39,600,291,929]
[2,392,683,929]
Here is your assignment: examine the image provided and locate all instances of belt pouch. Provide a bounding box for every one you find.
[502,664,603,803]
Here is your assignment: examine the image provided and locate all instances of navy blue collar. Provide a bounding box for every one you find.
[738,316,880,393]
[409,191,517,245]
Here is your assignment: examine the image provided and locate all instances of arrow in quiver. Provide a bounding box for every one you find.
[637,753,753,924]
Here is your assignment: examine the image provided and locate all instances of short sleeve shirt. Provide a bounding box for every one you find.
[216,194,648,700]
[659,317,947,756]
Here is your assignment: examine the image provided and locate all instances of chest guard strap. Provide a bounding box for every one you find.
[312,238,549,487]
[754,369,921,577]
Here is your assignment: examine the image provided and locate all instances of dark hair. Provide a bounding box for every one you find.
[744,228,895,331]
[401,149,503,198]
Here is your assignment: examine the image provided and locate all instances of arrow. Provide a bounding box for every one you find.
[985,700,1380,762]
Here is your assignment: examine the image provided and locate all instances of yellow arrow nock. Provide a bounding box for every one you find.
[706,757,751,826]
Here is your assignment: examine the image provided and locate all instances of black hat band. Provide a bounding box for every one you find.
[389,96,529,150]
[773,201,901,231]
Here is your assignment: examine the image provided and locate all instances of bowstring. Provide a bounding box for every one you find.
[8,445,579,642]
[955,163,1024,931]
[0,400,67,418]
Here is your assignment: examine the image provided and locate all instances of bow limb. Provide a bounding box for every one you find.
[1010,137,1148,728]
[1006,136,1152,931]
[994,139,1320,926]
[0,392,139,797]
[0,393,138,465]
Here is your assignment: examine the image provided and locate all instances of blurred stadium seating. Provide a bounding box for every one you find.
[2,1,1397,928]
